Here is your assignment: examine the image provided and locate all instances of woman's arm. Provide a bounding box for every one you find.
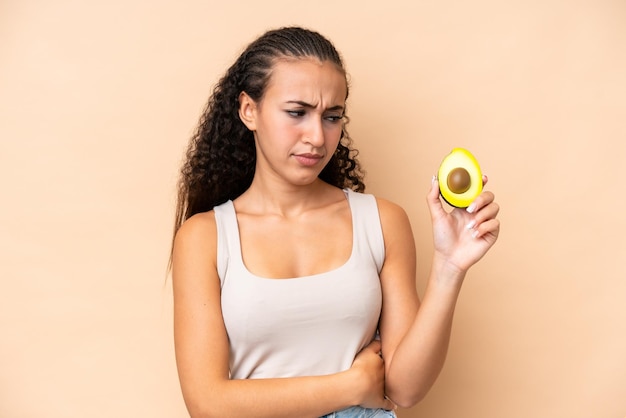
[377,176,500,408]
[172,212,394,418]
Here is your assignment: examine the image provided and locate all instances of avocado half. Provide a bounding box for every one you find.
[438,148,483,208]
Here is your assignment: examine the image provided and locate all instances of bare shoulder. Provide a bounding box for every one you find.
[375,197,412,230]
[374,196,416,256]
[172,211,218,282]
[174,211,217,246]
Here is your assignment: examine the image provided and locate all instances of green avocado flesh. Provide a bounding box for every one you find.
[438,148,482,208]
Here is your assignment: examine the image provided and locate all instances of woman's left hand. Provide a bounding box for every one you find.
[426,175,500,273]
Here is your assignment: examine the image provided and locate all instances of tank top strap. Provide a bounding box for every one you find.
[213,200,242,287]
[344,189,386,273]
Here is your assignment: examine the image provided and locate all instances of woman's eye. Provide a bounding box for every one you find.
[287,110,305,117]
[324,115,343,123]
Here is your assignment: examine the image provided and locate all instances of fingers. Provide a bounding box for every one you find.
[383,397,397,412]
[427,176,446,220]
[466,190,495,214]
[470,218,500,240]
[365,339,382,353]
[466,191,500,239]
[353,339,392,411]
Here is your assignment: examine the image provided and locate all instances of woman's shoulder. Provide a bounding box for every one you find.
[174,210,218,253]
[346,188,409,224]
[372,195,409,220]
[369,195,413,240]
[172,210,220,284]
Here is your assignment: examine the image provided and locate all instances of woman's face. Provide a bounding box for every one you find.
[240,58,347,187]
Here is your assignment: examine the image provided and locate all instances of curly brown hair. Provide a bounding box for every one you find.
[172,26,366,244]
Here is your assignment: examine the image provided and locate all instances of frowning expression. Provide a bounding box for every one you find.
[239,58,348,186]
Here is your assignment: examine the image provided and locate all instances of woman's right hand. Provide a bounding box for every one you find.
[349,340,396,411]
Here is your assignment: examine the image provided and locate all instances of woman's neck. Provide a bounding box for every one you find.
[236,178,342,218]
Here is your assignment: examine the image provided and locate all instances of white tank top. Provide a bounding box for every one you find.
[214,189,385,379]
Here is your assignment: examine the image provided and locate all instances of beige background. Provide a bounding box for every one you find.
[1,1,624,417]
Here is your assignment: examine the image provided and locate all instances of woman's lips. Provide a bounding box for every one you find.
[293,153,323,167]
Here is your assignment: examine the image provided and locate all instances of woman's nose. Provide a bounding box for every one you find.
[303,118,324,146]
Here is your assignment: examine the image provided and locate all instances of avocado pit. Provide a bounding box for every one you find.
[447,167,471,194]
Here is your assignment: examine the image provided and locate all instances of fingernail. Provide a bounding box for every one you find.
[432,175,437,185]
[466,203,476,213]
[472,230,479,238]
[466,220,476,229]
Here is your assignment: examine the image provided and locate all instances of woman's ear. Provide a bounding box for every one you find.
[238,92,257,131]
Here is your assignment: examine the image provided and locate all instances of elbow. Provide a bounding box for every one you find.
[185,398,223,418]
[395,393,427,409]
[187,405,219,418]
[186,404,211,418]
[385,364,441,408]
[181,382,229,418]
[386,386,430,409]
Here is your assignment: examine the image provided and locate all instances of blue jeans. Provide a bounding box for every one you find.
[320,406,397,417]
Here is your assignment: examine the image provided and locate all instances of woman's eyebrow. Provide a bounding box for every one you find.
[285,100,344,112]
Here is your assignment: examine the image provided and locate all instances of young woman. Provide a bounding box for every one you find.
[170,26,500,418]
